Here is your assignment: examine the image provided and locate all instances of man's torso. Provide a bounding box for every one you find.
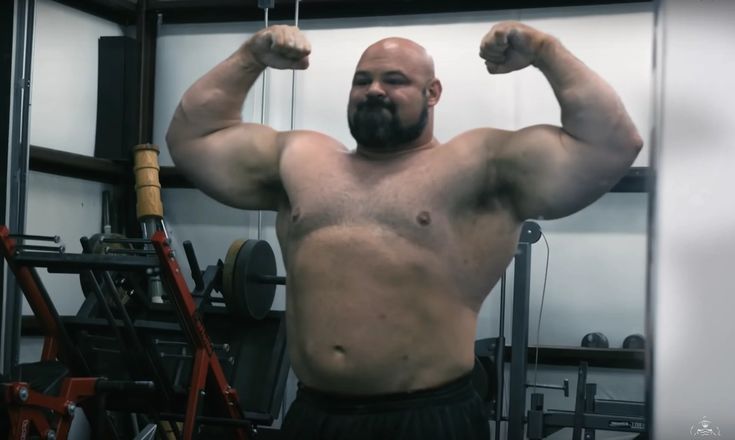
[274,132,522,394]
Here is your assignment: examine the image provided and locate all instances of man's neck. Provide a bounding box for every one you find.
[355,137,439,160]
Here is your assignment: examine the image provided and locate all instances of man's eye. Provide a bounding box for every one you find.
[353,78,370,86]
[384,77,408,85]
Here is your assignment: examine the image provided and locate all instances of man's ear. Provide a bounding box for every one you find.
[426,78,442,106]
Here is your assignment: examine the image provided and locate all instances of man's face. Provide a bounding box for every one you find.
[348,77,429,151]
[347,46,434,151]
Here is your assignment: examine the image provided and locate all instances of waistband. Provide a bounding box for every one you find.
[295,373,477,413]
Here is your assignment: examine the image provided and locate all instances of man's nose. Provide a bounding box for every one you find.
[366,81,386,97]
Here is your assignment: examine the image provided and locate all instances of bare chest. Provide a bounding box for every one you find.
[278,151,486,244]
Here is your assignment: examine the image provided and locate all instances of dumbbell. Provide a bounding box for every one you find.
[581,332,609,349]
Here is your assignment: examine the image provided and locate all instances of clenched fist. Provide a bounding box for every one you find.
[245,25,311,70]
[479,21,553,74]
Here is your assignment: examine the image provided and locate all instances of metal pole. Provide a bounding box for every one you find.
[508,242,532,439]
[257,5,270,240]
[3,0,35,377]
[499,271,506,339]
[495,271,507,437]
[290,0,301,131]
[0,0,14,378]
[136,0,157,146]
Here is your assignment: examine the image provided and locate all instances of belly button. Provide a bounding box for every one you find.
[416,211,431,226]
[291,208,301,222]
[333,345,346,355]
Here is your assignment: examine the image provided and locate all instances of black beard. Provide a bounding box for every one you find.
[348,96,429,151]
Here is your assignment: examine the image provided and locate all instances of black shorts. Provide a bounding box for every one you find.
[279,374,490,440]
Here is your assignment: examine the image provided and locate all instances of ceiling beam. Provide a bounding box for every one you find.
[153,0,650,23]
[52,0,137,25]
[52,0,650,25]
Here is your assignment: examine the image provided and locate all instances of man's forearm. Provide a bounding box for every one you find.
[533,37,642,149]
[169,45,265,141]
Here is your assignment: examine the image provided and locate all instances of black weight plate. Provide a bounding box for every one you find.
[222,239,245,310]
[224,239,277,320]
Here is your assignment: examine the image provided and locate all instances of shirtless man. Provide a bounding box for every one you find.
[166,21,642,440]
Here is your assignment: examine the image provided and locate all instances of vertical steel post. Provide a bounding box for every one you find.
[2,0,35,377]
[508,241,532,439]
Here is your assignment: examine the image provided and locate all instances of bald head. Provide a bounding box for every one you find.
[348,37,443,153]
[358,37,436,81]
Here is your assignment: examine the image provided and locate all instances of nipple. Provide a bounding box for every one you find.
[291,207,301,222]
[416,211,431,226]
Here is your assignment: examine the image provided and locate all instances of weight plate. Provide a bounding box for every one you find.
[222,239,245,311]
[222,239,277,320]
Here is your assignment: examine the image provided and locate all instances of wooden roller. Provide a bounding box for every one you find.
[133,143,163,220]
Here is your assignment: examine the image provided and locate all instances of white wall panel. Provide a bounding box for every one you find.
[30,0,123,154]
[652,0,735,437]
[24,172,110,315]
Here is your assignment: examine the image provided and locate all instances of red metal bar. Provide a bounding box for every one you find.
[0,226,60,361]
[40,336,59,362]
[151,231,250,440]
[3,377,100,440]
[183,349,208,440]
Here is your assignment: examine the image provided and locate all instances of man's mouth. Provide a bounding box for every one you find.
[358,97,394,113]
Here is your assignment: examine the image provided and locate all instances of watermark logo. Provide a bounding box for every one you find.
[691,417,721,438]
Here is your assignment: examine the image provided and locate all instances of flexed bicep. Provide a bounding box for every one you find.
[166,25,312,211]
[493,125,635,221]
[168,122,287,211]
[477,22,641,221]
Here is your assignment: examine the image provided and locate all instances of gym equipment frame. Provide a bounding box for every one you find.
[481,222,648,439]
[0,225,290,440]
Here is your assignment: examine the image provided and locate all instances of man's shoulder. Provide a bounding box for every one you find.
[443,127,512,157]
[279,130,349,177]
[284,130,348,154]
